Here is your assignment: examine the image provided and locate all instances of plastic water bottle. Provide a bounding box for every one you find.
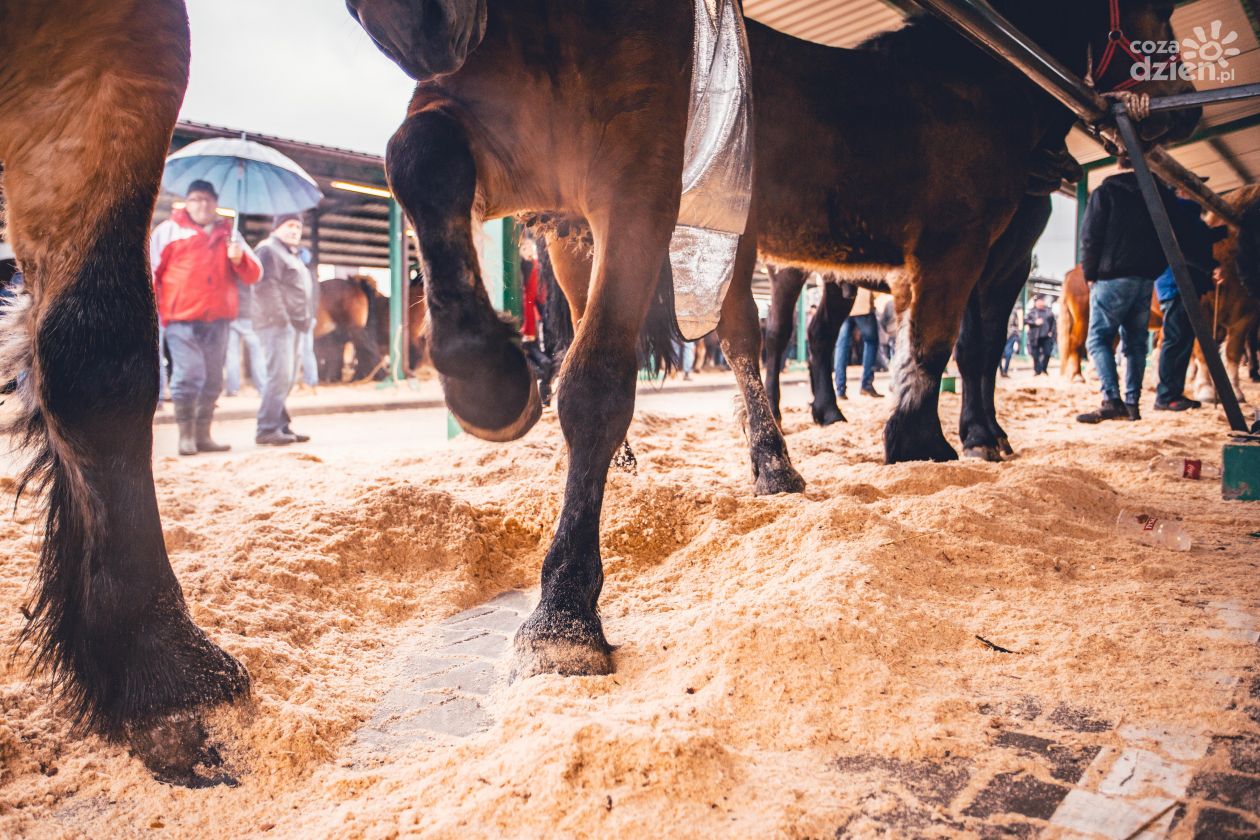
[1148,456,1222,481]
[1115,508,1192,551]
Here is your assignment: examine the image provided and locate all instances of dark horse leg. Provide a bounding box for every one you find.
[762,266,807,423]
[723,234,807,495]
[806,280,853,426]
[956,195,1052,461]
[0,0,247,785]
[386,112,542,442]
[885,235,990,463]
[1249,322,1260,383]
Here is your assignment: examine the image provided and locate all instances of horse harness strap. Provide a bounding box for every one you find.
[1091,0,1178,92]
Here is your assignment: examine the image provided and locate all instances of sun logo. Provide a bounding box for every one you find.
[1181,21,1242,69]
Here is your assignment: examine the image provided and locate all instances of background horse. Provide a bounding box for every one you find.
[742,0,1198,464]
[313,275,428,382]
[1190,184,1260,403]
[0,0,248,784]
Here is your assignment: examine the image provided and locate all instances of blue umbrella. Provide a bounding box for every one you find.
[162,136,323,238]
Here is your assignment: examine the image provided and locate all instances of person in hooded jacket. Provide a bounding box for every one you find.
[252,213,314,446]
[1076,160,1176,424]
[150,180,262,455]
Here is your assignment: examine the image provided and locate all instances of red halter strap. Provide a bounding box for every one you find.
[1090,0,1176,92]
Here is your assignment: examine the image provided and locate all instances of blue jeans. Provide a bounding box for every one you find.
[256,324,295,434]
[834,313,878,394]
[226,318,266,395]
[1085,276,1154,404]
[158,323,171,401]
[1001,335,1020,374]
[296,325,318,387]
[165,319,230,406]
[1156,295,1194,403]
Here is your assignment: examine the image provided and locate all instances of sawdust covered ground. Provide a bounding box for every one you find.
[0,370,1257,838]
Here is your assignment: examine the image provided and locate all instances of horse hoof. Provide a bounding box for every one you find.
[753,459,806,496]
[126,712,238,788]
[510,608,614,681]
[812,405,846,426]
[962,445,1001,463]
[997,437,1017,459]
[885,438,958,464]
[1071,374,1085,384]
[446,372,542,442]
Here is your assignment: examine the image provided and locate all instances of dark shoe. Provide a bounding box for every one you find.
[282,428,311,443]
[1153,396,1201,412]
[256,430,297,446]
[174,400,199,457]
[195,402,231,453]
[861,386,883,398]
[999,370,1010,378]
[1125,402,1141,421]
[837,391,848,400]
[1076,398,1128,424]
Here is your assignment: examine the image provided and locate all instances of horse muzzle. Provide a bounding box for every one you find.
[348,0,487,81]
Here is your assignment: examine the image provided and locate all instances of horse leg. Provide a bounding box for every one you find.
[720,235,807,495]
[1227,319,1255,402]
[885,240,988,463]
[1249,321,1260,383]
[513,205,676,679]
[958,196,1050,461]
[386,110,541,441]
[807,281,852,426]
[0,4,248,784]
[762,267,806,424]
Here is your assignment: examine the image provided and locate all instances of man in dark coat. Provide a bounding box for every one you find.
[252,213,314,446]
[1025,295,1057,376]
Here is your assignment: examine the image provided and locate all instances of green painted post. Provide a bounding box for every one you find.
[1075,178,1090,265]
[480,218,520,314]
[388,200,405,383]
[795,279,808,366]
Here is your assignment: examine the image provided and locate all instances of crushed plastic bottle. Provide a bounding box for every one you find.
[1148,455,1222,481]
[1115,508,1192,551]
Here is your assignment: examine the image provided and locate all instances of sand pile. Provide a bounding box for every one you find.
[0,374,1256,837]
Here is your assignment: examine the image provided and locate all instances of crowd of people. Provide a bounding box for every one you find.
[151,180,317,455]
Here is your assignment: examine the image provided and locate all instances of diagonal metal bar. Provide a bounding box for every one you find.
[916,0,1249,431]
[1114,110,1248,432]
[1145,82,1260,114]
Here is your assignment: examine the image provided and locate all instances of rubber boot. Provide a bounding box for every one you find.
[195,401,231,453]
[174,400,199,457]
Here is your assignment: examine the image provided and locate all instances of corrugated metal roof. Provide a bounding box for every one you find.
[744,0,904,46]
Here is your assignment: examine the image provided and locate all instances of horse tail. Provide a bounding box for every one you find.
[537,238,573,356]
[638,258,683,373]
[1057,294,1073,377]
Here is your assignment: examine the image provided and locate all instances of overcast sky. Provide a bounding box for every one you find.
[179,0,1078,281]
[181,0,415,155]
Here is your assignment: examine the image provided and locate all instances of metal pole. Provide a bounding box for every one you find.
[1145,82,1260,114]
[388,200,405,383]
[795,278,808,365]
[915,0,1240,226]
[1113,110,1248,432]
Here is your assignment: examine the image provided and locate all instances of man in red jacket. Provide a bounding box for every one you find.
[150,180,261,455]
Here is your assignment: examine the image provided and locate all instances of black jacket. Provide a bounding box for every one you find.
[252,237,312,331]
[1170,197,1227,296]
[1080,172,1176,282]
[1025,305,1056,342]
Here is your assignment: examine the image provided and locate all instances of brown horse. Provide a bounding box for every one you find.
[742,0,1197,464]
[1061,263,1167,382]
[0,0,248,784]
[314,275,428,381]
[1191,184,1260,403]
[348,0,1199,681]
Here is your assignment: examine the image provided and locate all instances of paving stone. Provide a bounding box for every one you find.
[1209,740,1260,780]
[831,755,971,808]
[1048,789,1178,838]
[408,695,493,737]
[440,630,510,659]
[1193,806,1260,839]
[413,660,498,696]
[1097,747,1197,798]
[962,772,1070,821]
[1187,772,1260,815]
[991,730,1100,784]
[440,605,497,626]
[1117,725,1212,762]
[1048,704,1111,734]
[394,654,464,681]
[487,589,534,613]
[463,607,528,635]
